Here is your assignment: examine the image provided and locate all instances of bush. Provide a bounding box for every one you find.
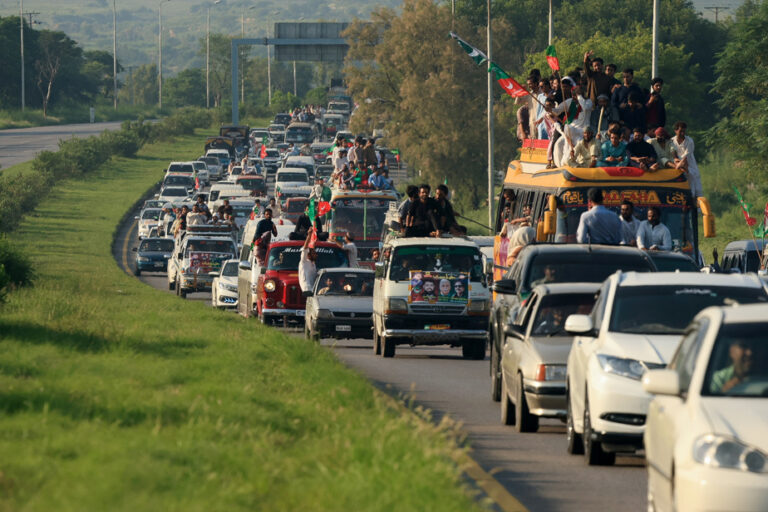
[103,129,142,158]
[0,236,32,303]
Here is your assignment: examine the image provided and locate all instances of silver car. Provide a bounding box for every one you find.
[304,268,375,341]
[500,282,600,433]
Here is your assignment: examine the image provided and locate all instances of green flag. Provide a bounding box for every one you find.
[449,32,488,66]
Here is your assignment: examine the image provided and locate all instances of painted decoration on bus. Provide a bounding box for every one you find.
[408,271,469,304]
[561,189,688,207]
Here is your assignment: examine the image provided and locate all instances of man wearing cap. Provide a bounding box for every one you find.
[590,94,620,137]
[650,128,678,168]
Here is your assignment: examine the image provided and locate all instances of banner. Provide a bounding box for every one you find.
[408,270,469,304]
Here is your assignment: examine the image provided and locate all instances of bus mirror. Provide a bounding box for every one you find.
[536,220,547,242]
[698,197,716,238]
[543,210,556,235]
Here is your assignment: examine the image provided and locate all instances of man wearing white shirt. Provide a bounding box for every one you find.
[636,206,672,251]
[552,80,594,166]
[672,121,702,198]
[619,200,641,246]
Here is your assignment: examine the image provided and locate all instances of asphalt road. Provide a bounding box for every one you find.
[113,178,647,512]
[0,121,124,170]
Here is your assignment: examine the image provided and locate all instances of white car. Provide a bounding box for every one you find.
[274,168,309,197]
[282,156,315,178]
[211,259,240,309]
[158,186,190,203]
[191,161,210,185]
[643,304,768,512]
[136,207,162,239]
[565,272,768,465]
[304,268,375,341]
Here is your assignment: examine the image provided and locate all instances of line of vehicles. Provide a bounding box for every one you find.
[130,112,768,510]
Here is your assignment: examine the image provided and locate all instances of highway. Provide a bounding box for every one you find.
[113,179,647,512]
[0,121,124,170]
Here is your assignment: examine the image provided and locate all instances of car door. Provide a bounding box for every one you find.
[569,282,607,424]
[504,292,539,400]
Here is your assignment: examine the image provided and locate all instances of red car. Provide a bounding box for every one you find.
[251,240,349,324]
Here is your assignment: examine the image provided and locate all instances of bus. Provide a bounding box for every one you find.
[325,189,399,264]
[493,139,716,278]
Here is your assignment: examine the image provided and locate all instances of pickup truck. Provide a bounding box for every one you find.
[237,239,349,324]
[167,225,238,298]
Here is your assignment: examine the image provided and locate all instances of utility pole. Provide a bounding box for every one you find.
[20,0,24,111]
[158,0,170,108]
[548,0,553,45]
[24,11,39,27]
[267,28,272,105]
[112,0,118,109]
[651,0,659,80]
[293,60,297,96]
[706,6,729,23]
[241,11,245,104]
[487,0,495,229]
[206,7,210,108]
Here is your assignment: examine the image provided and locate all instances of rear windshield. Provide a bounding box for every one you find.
[140,239,174,252]
[285,199,308,213]
[277,173,307,182]
[609,285,767,335]
[141,209,161,220]
[238,178,265,191]
[203,157,219,165]
[186,240,236,254]
[315,272,374,296]
[266,150,280,158]
[162,188,187,197]
[531,293,597,336]
[164,176,193,186]
[523,253,653,292]
[650,255,700,272]
[390,245,484,282]
[267,245,348,271]
[168,164,194,173]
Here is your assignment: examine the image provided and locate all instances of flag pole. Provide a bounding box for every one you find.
[487,0,495,230]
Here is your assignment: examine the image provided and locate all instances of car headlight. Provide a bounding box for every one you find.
[596,354,648,381]
[693,435,768,473]
[535,364,567,381]
[387,298,408,313]
[220,283,238,292]
[264,279,276,292]
[468,299,489,312]
[316,309,333,319]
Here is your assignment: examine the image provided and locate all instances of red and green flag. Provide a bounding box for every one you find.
[259,144,267,159]
[391,149,400,163]
[545,45,560,72]
[449,32,488,66]
[323,143,337,155]
[488,62,529,98]
[564,99,582,124]
[734,187,758,227]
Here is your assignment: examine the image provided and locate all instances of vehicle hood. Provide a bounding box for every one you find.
[528,336,575,365]
[278,183,311,191]
[316,295,373,312]
[219,275,238,286]
[600,332,682,365]
[699,397,768,451]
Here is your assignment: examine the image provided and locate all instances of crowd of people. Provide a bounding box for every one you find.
[328,134,394,191]
[156,196,243,238]
[516,51,701,198]
[396,183,466,238]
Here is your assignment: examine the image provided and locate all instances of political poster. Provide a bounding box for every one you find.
[408,270,469,304]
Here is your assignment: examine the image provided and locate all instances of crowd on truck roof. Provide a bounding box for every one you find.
[516,50,701,198]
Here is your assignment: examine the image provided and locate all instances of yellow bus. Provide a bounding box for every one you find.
[493,139,715,278]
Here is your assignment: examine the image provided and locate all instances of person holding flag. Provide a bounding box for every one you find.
[549,78,593,167]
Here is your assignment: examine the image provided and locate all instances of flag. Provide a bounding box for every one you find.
[308,197,317,220]
[323,143,337,155]
[565,98,582,124]
[734,187,758,227]
[259,144,267,159]
[317,201,331,217]
[262,135,268,145]
[449,32,488,66]
[308,227,318,249]
[545,45,560,72]
[755,202,768,237]
[391,149,400,163]
[195,176,200,190]
[488,62,529,98]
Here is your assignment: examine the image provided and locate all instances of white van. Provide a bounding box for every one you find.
[372,237,490,359]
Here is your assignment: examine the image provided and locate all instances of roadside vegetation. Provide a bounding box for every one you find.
[0,131,484,511]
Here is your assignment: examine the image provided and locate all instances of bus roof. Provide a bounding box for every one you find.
[330,189,399,201]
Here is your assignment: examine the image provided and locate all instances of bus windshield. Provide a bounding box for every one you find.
[285,126,314,143]
[330,198,394,241]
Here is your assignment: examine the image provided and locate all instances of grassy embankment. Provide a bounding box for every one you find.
[0,131,484,511]
[0,104,164,130]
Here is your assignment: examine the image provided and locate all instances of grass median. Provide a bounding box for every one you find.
[0,131,484,511]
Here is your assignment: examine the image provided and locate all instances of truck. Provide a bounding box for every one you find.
[167,225,238,298]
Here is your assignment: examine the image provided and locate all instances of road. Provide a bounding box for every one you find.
[0,121,124,170]
[113,179,647,512]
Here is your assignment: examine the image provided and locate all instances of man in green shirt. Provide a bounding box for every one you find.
[710,339,756,393]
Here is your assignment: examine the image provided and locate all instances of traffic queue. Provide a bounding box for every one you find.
[130,101,768,511]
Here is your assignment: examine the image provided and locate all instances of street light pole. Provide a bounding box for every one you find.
[241,10,245,103]
[487,0,495,229]
[267,20,272,105]
[20,0,25,111]
[548,0,553,45]
[293,60,297,96]
[113,0,118,109]
[206,7,210,108]
[158,0,170,108]
[652,0,659,79]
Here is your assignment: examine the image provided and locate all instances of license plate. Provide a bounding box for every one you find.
[296,310,305,317]
[335,325,351,332]
[154,262,164,267]
[426,324,450,330]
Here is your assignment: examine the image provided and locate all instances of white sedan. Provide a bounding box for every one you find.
[643,304,768,512]
[211,259,239,309]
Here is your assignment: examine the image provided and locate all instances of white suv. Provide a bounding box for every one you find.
[564,272,768,465]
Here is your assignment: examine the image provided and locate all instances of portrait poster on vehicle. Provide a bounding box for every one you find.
[189,252,225,273]
[408,270,469,304]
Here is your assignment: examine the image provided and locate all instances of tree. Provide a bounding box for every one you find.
[165,68,205,108]
[35,30,82,117]
[124,63,158,106]
[82,50,123,100]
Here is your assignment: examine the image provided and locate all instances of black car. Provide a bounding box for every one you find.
[647,251,700,272]
[488,244,657,402]
[133,237,175,276]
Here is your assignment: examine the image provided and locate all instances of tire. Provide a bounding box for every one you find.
[515,373,539,433]
[168,278,175,291]
[566,387,584,455]
[462,339,485,360]
[134,267,141,276]
[179,287,187,299]
[490,331,501,402]
[382,335,396,358]
[583,392,616,466]
[500,371,515,425]
[373,326,381,355]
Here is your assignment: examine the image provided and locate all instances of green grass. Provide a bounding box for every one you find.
[0,131,484,511]
[0,104,165,130]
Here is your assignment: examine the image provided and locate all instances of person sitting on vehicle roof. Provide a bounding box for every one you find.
[406,184,439,237]
[398,185,418,233]
[636,206,672,251]
[217,199,233,218]
[568,126,599,168]
[597,127,629,167]
[434,184,462,236]
[550,79,593,167]
[590,94,620,138]
[195,195,211,219]
[187,205,206,226]
[369,168,389,190]
[650,127,679,169]
[626,126,659,171]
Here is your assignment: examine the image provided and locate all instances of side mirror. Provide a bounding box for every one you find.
[132,247,138,252]
[259,266,267,275]
[543,194,557,235]
[642,369,681,396]
[698,197,716,238]
[134,215,139,220]
[491,279,516,295]
[504,322,525,339]
[565,314,595,335]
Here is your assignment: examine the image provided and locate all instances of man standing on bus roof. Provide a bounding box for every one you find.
[619,200,641,246]
[583,51,614,103]
[636,206,672,251]
[576,188,622,245]
[671,121,703,198]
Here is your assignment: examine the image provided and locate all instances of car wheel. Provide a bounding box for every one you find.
[168,278,175,291]
[583,392,616,466]
[515,373,539,433]
[500,371,515,425]
[566,387,584,455]
[373,326,381,355]
[134,267,141,276]
[382,335,396,358]
[490,331,501,402]
[179,285,187,299]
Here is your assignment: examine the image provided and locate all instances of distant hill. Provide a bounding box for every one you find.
[8,0,401,74]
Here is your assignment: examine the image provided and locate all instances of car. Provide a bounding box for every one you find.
[142,199,167,210]
[373,236,490,359]
[206,149,232,172]
[250,128,270,144]
[158,186,190,203]
[280,197,309,224]
[309,142,333,164]
[199,155,223,180]
[323,113,345,139]
[500,283,600,433]
[276,142,291,155]
[489,244,657,402]
[304,268,375,340]
[282,155,316,179]
[166,161,195,174]
[167,225,238,298]
[136,207,162,239]
[285,122,315,145]
[643,303,768,512]
[315,164,335,181]
[224,166,244,182]
[211,259,240,309]
[191,160,210,185]
[236,175,267,196]
[268,123,285,135]
[261,148,282,174]
[719,239,765,274]
[133,237,174,275]
[564,272,768,465]
[162,173,196,194]
[647,251,700,272]
[274,168,310,197]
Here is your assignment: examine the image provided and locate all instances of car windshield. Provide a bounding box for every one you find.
[140,239,174,252]
[203,157,219,165]
[267,245,349,271]
[165,176,193,186]
[331,198,394,240]
[266,150,279,158]
[168,164,194,173]
[609,285,768,335]
[186,240,235,254]
[523,253,653,292]
[702,322,768,397]
[238,178,265,191]
[277,173,307,182]
[163,188,187,197]
[232,206,252,218]
[315,272,374,296]
[285,199,308,213]
[221,261,239,277]
[193,162,206,170]
[141,209,161,220]
[531,293,597,335]
[143,200,165,209]
[650,254,700,272]
[390,245,484,282]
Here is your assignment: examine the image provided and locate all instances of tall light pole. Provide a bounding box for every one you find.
[651,0,659,79]
[206,0,222,109]
[113,0,118,109]
[158,0,171,108]
[548,0,553,45]
[240,10,245,103]
[487,0,494,229]
[20,0,25,111]
[293,60,297,96]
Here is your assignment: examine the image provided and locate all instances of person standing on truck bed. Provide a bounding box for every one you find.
[299,231,318,296]
[406,184,440,237]
[576,188,622,245]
